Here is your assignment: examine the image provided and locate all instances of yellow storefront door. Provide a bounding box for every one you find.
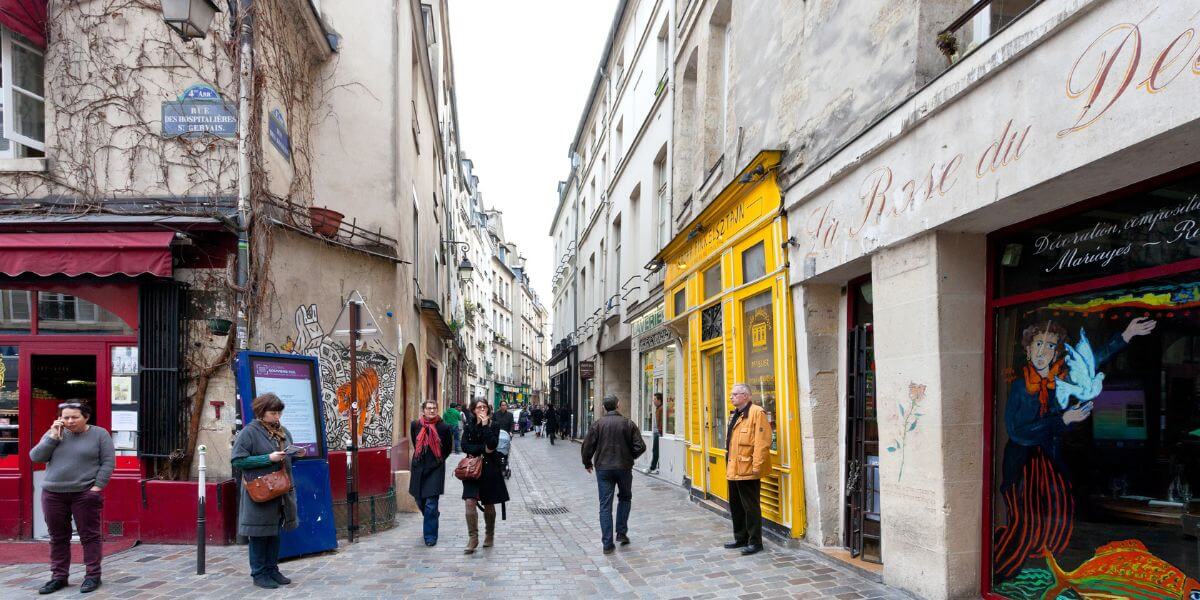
[703,348,728,500]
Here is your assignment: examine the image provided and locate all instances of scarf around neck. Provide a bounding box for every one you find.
[261,419,287,444]
[1023,360,1065,416]
[415,415,443,460]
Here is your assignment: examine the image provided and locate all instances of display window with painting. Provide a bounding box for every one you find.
[986,170,1200,598]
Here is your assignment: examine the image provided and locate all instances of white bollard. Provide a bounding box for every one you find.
[197,445,207,575]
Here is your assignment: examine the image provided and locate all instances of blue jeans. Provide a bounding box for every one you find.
[247,534,281,579]
[596,469,632,548]
[452,425,462,453]
[420,496,440,543]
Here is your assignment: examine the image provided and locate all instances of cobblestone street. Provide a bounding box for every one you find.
[0,438,907,599]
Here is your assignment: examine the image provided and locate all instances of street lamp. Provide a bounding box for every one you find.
[161,0,221,40]
[442,240,474,282]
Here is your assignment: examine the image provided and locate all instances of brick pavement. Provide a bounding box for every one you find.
[0,436,909,599]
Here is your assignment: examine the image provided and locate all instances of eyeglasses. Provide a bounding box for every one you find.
[57,402,83,410]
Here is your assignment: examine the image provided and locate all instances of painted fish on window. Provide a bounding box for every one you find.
[1042,540,1200,600]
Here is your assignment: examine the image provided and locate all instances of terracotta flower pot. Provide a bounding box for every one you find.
[310,207,344,238]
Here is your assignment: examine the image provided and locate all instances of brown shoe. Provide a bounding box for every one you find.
[482,504,496,548]
[463,506,479,554]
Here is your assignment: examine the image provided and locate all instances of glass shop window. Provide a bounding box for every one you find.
[673,288,686,317]
[703,264,722,300]
[741,241,766,283]
[988,273,1200,596]
[38,294,133,335]
[0,289,31,333]
[664,343,677,435]
[742,290,777,450]
[0,345,17,467]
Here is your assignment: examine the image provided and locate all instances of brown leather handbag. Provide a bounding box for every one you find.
[454,455,483,481]
[243,441,293,502]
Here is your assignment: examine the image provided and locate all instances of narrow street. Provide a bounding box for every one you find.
[0,437,904,599]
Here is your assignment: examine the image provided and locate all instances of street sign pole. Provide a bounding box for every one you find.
[347,301,361,543]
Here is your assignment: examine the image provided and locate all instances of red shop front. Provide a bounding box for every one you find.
[0,229,236,543]
[983,165,1200,598]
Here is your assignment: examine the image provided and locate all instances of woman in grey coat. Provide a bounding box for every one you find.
[231,393,300,590]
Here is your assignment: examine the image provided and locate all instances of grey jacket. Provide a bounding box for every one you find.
[231,420,298,537]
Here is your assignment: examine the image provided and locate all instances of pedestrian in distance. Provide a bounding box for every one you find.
[29,400,114,595]
[461,397,510,554]
[722,383,773,556]
[531,404,545,438]
[581,395,646,555]
[410,400,453,546]
[545,404,559,445]
[231,393,303,589]
[442,401,463,454]
[558,404,571,440]
[643,393,663,475]
[494,400,514,434]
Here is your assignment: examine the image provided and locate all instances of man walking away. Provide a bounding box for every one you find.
[723,383,772,556]
[581,395,645,555]
[643,393,663,475]
[545,405,559,445]
[531,404,545,438]
[558,405,571,440]
[442,402,463,454]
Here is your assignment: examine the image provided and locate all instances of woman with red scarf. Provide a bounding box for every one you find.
[993,317,1154,579]
[410,400,453,546]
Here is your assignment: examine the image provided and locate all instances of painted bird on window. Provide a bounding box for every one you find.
[1054,328,1105,410]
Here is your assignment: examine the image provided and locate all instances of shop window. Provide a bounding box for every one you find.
[741,290,776,450]
[707,351,726,449]
[673,288,686,317]
[703,264,722,300]
[0,345,17,467]
[701,303,722,341]
[741,241,766,282]
[0,26,45,157]
[664,343,677,435]
[990,274,1200,593]
[110,346,139,456]
[0,288,31,333]
[640,344,678,435]
[37,294,133,335]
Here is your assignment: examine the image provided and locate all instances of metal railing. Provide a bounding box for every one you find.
[332,489,397,538]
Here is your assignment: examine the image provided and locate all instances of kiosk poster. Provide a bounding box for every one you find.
[251,358,321,457]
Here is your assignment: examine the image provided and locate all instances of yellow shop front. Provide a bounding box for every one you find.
[657,151,805,537]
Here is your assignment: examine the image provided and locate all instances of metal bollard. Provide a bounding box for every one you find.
[197,445,207,575]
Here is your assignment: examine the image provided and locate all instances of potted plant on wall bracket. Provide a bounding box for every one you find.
[309,206,344,238]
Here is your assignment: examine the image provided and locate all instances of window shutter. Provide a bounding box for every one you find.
[137,281,190,458]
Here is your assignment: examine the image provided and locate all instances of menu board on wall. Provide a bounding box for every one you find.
[251,358,322,458]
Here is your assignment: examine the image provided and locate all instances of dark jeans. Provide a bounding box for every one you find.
[452,425,462,453]
[419,496,440,543]
[247,534,281,579]
[649,432,660,471]
[596,469,632,548]
[42,489,103,581]
[547,428,556,445]
[728,479,763,546]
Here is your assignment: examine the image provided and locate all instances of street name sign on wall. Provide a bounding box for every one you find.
[161,83,237,138]
[268,107,291,160]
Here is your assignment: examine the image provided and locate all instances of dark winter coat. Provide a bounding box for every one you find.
[460,417,509,505]
[545,409,559,433]
[409,419,453,500]
[581,410,646,471]
[231,420,299,538]
[531,408,545,425]
[494,410,515,434]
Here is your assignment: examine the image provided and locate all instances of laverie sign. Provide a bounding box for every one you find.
[162,83,237,138]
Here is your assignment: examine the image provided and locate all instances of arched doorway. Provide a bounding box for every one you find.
[394,344,419,470]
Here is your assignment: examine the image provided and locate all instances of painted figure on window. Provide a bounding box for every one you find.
[993,316,1156,580]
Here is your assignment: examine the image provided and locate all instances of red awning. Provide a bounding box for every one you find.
[0,232,175,278]
[0,0,46,49]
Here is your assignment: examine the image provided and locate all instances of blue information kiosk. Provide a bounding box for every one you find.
[235,351,338,558]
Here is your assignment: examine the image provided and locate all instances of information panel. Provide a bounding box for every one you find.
[250,358,321,457]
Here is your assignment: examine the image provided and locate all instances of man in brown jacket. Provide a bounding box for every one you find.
[582,395,646,554]
[723,383,772,555]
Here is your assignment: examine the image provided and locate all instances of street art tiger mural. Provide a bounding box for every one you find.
[266,303,397,450]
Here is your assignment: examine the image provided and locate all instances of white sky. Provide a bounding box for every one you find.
[449,0,618,320]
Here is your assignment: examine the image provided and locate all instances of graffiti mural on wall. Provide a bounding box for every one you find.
[266,304,397,450]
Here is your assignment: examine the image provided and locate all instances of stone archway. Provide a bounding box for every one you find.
[393,343,420,470]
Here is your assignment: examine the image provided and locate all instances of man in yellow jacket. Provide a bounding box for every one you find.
[723,383,772,555]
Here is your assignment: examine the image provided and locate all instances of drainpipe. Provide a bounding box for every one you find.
[235,0,253,352]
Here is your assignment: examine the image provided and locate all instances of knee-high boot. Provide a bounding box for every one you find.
[482,504,496,548]
[463,503,479,554]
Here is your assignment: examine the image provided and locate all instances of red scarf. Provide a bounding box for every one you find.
[415,415,443,460]
[1023,360,1065,416]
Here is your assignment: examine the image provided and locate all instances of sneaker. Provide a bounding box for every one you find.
[641,467,652,474]
[253,576,279,590]
[650,469,660,475]
[616,533,630,545]
[38,579,67,595]
[79,578,101,593]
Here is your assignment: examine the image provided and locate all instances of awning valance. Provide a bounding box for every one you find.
[0,0,47,49]
[0,232,175,278]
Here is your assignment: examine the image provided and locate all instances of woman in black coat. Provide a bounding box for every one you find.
[461,397,509,554]
[545,406,558,445]
[410,400,453,546]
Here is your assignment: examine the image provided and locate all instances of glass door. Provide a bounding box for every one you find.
[703,349,727,499]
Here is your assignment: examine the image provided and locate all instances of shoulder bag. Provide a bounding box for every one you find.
[455,454,483,481]
[243,438,293,502]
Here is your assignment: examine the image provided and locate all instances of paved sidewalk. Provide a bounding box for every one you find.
[0,435,907,599]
